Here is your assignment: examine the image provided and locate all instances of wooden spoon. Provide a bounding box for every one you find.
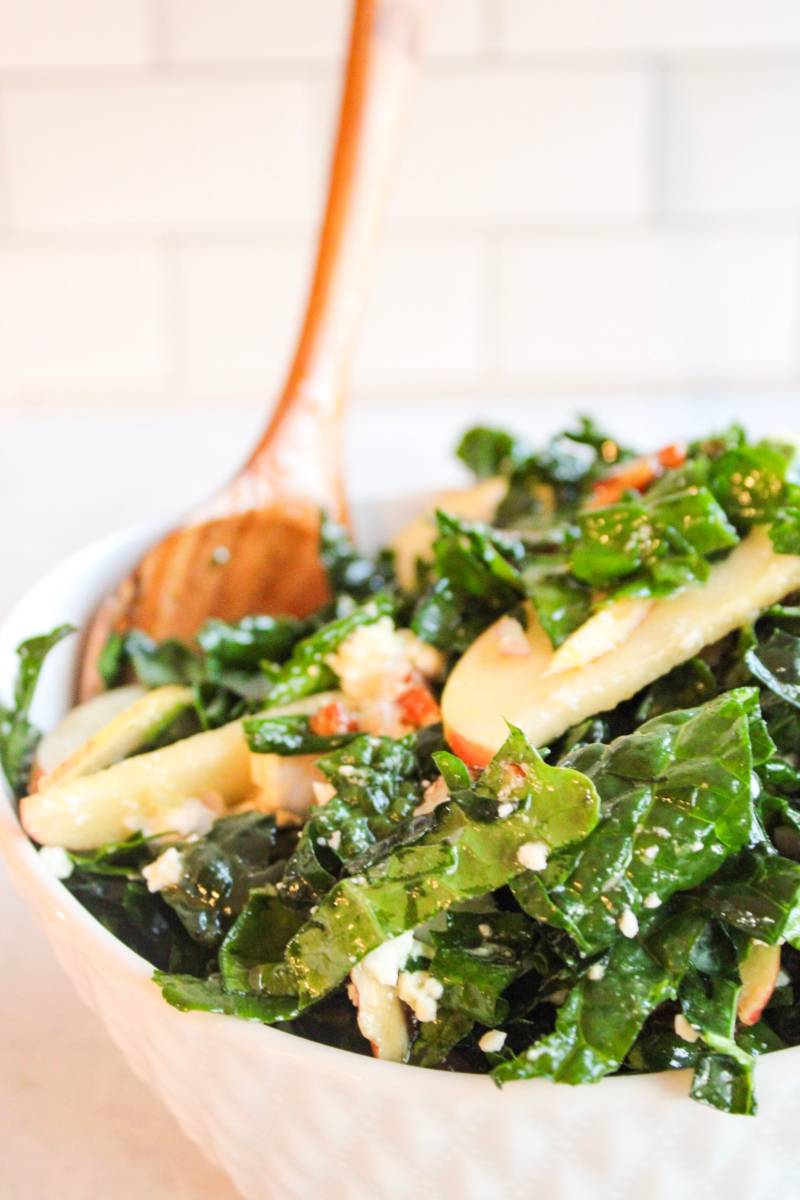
[79,0,428,700]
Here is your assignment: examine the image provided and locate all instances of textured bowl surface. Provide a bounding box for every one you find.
[2,514,800,1200]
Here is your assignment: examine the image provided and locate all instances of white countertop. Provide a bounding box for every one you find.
[1,394,797,1198]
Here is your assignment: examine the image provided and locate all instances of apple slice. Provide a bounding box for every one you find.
[392,477,507,590]
[443,527,800,765]
[35,685,193,792]
[543,597,653,676]
[30,684,146,790]
[21,690,342,851]
[250,753,326,821]
[348,965,410,1062]
[21,718,252,851]
[737,940,781,1026]
[247,690,344,820]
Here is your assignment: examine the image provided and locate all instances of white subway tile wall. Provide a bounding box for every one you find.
[0,0,798,407]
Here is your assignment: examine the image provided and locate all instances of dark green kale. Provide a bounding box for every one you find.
[513,689,766,954]
[158,812,297,948]
[319,514,395,600]
[0,624,74,797]
[277,732,429,909]
[63,833,209,974]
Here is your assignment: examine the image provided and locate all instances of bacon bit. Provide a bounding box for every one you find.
[493,615,531,657]
[397,684,441,729]
[590,443,688,508]
[309,701,359,737]
[657,442,687,471]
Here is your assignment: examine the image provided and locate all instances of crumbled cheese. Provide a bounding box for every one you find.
[497,803,514,819]
[587,962,606,982]
[478,1029,507,1053]
[358,931,415,987]
[397,970,444,1023]
[357,697,407,739]
[164,798,216,839]
[326,617,412,707]
[326,618,443,739]
[210,544,230,564]
[690,840,704,853]
[618,908,639,938]
[517,841,549,872]
[640,845,659,864]
[328,830,342,853]
[643,892,661,909]
[38,845,73,880]
[674,1014,700,1044]
[777,969,791,988]
[478,922,493,938]
[312,782,336,807]
[397,630,445,679]
[142,847,184,893]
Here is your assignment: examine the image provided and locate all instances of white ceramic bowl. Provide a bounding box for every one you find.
[2,516,800,1200]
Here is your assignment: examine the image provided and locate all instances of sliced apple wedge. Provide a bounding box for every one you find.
[30,684,146,790]
[21,718,251,851]
[22,690,341,851]
[543,597,653,676]
[35,684,193,792]
[737,940,781,1026]
[392,477,507,590]
[349,964,410,1062]
[443,528,800,765]
[250,753,326,820]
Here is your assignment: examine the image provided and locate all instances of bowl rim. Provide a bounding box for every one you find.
[2,516,799,1105]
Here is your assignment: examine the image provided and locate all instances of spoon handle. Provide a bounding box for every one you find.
[234,0,429,518]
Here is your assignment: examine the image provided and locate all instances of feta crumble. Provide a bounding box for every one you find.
[497,803,514,819]
[478,923,493,938]
[618,908,639,939]
[640,845,659,864]
[358,931,415,987]
[164,798,216,839]
[587,962,606,982]
[517,841,549,872]
[674,1013,700,1044]
[38,845,73,880]
[325,618,442,738]
[328,830,342,853]
[478,1029,507,1053]
[142,847,184,893]
[327,618,423,708]
[643,892,661,909]
[397,970,444,1023]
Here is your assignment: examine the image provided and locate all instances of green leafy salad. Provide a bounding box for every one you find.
[7,417,800,1115]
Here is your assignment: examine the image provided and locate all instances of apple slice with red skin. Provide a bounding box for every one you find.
[737,940,781,1027]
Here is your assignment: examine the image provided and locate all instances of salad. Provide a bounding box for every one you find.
[6,417,800,1115]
